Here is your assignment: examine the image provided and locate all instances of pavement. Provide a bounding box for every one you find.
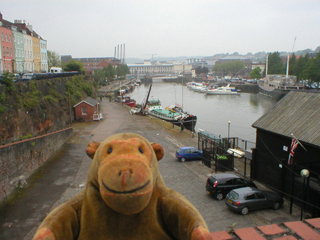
[0,94,301,240]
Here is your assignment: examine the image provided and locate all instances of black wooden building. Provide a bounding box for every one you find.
[252,91,320,217]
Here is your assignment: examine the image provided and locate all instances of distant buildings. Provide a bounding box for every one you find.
[127,60,192,77]
[61,55,121,75]
[0,12,48,74]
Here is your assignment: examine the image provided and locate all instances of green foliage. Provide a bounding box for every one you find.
[64,59,84,73]
[267,52,285,74]
[1,72,16,93]
[93,64,123,86]
[21,134,33,140]
[49,89,63,100]
[250,67,262,79]
[116,64,130,77]
[226,223,237,233]
[195,66,209,75]
[65,75,95,105]
[43,95,58,103]
[0,92,6,102]
[47,50,61,68]
[0,103,5,113]
[212,60,245,75]
[23,82,41,109]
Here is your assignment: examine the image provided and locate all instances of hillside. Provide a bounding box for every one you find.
[0,75,97,144]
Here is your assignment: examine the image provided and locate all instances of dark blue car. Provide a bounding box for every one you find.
[176,147,203,162]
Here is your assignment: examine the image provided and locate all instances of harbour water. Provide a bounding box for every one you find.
[128,82,279,143]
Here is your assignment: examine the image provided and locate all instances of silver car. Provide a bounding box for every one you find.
[225,187,284,215]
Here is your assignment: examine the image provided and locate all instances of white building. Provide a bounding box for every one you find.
[127,60,192,76]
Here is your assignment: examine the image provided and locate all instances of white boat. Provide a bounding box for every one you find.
[227,148,245,158]
[206,84,239,95]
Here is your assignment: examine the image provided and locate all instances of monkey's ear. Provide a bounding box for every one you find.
[151,143,164,161]
[86,141,101,159]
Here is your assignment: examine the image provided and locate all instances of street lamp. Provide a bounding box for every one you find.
[300,169,310,220]
[227,121,231,148]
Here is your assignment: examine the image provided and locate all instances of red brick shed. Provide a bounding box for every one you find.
[73,97,102,122]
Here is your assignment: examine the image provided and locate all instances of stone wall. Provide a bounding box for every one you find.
[0,127,73,203]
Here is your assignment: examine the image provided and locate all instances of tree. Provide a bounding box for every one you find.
[47,50,61,69]
[64,59,84,73]
[295,53,310,80]
[250,67,262,79]
[267,52,285,74]
[93,69,106,86]
[212,60,245,76]
[288,53,297,76]
[306,52,320,82]
[105,64,115,80]
[116,64,130,78]
[195,66,209,75]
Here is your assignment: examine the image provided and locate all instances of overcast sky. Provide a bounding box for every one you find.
[1,0,319,59]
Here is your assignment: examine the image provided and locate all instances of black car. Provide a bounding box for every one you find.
[206,173,256,200]
[225,187,284,215]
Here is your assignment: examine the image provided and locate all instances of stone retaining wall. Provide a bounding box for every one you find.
[0,127,73,203]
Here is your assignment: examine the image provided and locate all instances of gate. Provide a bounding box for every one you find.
[198,130,255,179]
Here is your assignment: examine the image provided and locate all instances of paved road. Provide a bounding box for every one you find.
[0,98,301,240]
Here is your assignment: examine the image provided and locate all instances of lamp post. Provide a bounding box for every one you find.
[227,121,231,143]
[300,169,310,220]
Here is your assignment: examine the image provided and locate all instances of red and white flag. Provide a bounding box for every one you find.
[288,138,299,165]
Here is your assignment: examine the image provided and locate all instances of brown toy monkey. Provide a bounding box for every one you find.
[33,133,212,240]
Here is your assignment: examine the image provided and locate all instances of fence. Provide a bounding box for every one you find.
[198,130,255,179]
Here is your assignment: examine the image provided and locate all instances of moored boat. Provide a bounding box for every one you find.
[116,95,137,107]
[258,75,304,99]
[206,84,240,95]
[146,99,197,132]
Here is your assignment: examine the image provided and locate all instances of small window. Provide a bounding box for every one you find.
[228,191,239,200]
[245,194,255,200]
[255,192,265,199]
[82,107,87,115]
[234,178,243,184]
[225,179,234,185]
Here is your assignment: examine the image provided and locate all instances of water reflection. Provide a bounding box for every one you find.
[128,82,278,143]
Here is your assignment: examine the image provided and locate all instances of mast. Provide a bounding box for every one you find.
[266,54,268,77]
[286,37,297,79]
[286,54,290,78]
[140,85,152,115]
[182,64,185,109]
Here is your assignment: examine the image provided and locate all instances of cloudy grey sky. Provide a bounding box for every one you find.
[2,0,319,59]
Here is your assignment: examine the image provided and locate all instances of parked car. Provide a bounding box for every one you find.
[13,73,22,82]
[175,147,202,162]
[22,73,37,81]
[225,187,284,215]
[206,173,256,200]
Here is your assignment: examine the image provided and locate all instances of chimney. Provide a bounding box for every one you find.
[27,23,32,32]
[0,12,3,21]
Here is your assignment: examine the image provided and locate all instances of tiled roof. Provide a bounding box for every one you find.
[73,97,98,108]
[252,91,320,146]
[210,218,320,240]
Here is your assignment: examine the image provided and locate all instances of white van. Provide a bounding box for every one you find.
[50,67,62,73]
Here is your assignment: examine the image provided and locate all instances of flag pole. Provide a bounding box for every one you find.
[291,133,307,152]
